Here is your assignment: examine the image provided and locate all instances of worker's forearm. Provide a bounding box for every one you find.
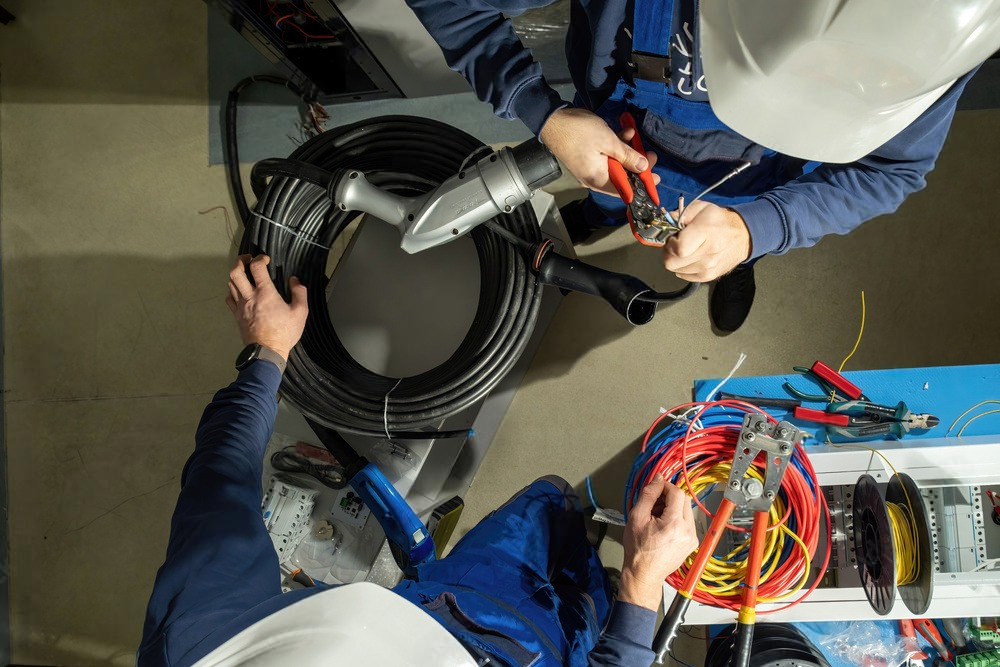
[732,68,976,259]
[587,600,657,666]
[190,360,282,480]
[403,0,567,134]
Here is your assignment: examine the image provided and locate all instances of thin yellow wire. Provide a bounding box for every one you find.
[957,409,1000,437]
[947,400,1000,434]
[828,290,866,403]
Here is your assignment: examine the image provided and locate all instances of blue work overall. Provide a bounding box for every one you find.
[391,477,612,666]
[584,0,817,231]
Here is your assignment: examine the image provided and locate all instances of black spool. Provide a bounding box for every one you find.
[852,473,896,615]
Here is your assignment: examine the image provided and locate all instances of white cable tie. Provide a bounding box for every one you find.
[251,211,331,250]
[704,352,748,403]
[383,378,403,442]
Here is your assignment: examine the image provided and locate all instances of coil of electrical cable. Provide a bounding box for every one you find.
[231,110,543,438]
[706,624,831,667]
[625,400,831,614]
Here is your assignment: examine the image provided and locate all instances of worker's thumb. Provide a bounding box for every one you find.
[289,276,308,310]
[634,474,666,516]
[609,141,649,173]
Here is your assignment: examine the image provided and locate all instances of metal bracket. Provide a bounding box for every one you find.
[725,414,803,512]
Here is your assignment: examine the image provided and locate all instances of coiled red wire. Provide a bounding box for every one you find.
[627,400,832,613]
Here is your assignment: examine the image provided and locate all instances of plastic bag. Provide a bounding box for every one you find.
[817,621,910,666]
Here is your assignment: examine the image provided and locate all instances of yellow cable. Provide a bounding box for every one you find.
[887,502,919,585]
[956,408,1000,437]
[947,400,1000,434]
[675,462,811,601]
[838,290,866,373]
[829,290,866,403]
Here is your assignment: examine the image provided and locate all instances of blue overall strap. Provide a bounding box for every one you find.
[631,0,709,102]
[632,0,672,56]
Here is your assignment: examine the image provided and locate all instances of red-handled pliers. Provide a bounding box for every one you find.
[607,112,681,247]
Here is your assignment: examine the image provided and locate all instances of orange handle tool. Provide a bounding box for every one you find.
[653,497,736,663]
[607,157,634,204]
[617,112,659,206]
[729,511,770,667]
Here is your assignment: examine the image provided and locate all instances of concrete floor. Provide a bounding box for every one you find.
[2,2,1000,666]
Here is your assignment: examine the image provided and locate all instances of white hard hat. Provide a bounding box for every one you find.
[700,0,1000,163]
[194,582,478,666]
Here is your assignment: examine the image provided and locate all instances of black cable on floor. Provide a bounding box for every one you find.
[226,88,543,438]
[224,75,314,226]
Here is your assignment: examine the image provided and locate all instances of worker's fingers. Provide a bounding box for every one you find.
[673,199,711,226]
[666,224,710,262]
[225,293,237,314]
[658,481,688,522]
[227,281,241,305]
[248,254,273,292]
[634,474,667,518]
[664,229,714,276]
[615,127,659,183]
[682,492,694,522]
[674,267,723,283]
[289,276,308,312]
[618,127,636,143]
[606,137,649,173]
[229,254,254,299]
[662,243,703,273]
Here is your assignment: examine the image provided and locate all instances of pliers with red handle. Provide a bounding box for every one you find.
[607,112,681,247]
[792,401,939,441]
[719,360,940,442]
[784,360,870,403]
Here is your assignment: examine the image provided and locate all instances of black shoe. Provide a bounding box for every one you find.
[559,199,602,245]
[710,264,756,333]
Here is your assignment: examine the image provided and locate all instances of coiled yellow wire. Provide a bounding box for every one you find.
[674,461,812,603]
[887,501,919,585]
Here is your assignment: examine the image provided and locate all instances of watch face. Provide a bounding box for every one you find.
[236,343,261,370]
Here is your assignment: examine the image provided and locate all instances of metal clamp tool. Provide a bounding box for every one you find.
[607,112,682,247]
[654,414,804,666]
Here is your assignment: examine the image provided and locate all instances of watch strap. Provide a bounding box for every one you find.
[255,345,287,374]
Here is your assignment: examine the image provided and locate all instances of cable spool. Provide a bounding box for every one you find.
[706,624,831,667]
[888,472,934,614]
[852,472,933,615]
[234,115,544,437]
[625,401,831,614]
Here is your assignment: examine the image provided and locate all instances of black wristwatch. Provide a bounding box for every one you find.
[235,343,286,374]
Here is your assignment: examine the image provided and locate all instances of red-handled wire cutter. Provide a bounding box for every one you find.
[607,112,682,247]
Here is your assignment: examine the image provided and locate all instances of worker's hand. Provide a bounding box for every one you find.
[663,200,752,282]
[539,107,658,196]
[620,475,698,612]
[226,254,308,361]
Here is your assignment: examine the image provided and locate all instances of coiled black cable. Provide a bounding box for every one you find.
[231,107,543,437]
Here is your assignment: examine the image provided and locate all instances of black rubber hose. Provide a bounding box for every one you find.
[237,115,543,438]
[225,75,313,225]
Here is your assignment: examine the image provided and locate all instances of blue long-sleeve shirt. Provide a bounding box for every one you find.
[403,0,975,259]
[138,362,661,666]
